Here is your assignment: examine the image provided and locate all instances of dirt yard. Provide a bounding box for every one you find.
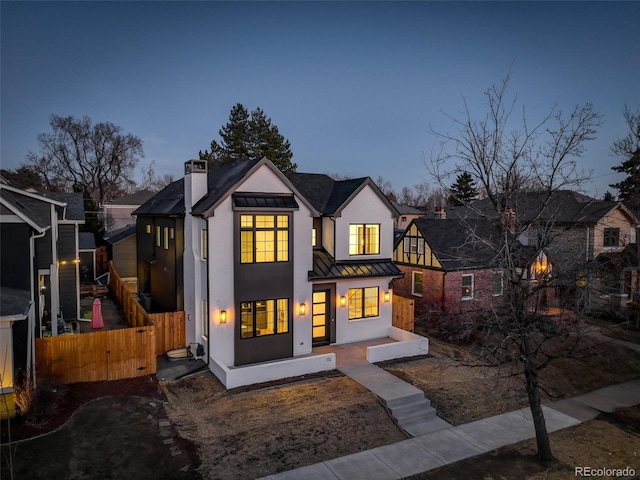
[161,372,406,480]
[3,332,639,480]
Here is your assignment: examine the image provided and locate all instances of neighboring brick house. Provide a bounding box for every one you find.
[391,201,427,231]
[448,191,640,312]
[392,216,507,319]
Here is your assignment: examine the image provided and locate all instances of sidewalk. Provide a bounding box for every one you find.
[258,339,640,480]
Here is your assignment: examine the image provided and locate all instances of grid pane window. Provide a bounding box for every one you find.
[462,274,474,300]
[349,224,380,255]
[240,298,289,338]
[348,287,379,319]
[604,228,620,247]
[412,271,423,296]
[240,214,289,264]
[492,272,504,296]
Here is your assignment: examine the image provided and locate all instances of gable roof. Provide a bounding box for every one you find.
[105,189,155,206]
[285,172,398,216]
[133,178,185,216]
[0,286,31,319]
[41,191,86,221]
[105,224,136,244]
[449,190,637,226]
[410,217,504,271]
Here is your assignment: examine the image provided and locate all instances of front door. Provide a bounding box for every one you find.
[312,290,330,345]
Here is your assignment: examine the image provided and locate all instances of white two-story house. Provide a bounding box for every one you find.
[179,158,417,388]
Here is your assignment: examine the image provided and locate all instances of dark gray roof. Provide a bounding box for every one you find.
[449,191,626,225]
[0,189,50,230]
[0,286,31,318]
[392,201,426,215]
[309,249,402,280]
[41,191,85,221]
[105,189,155,206]
[284,173,368,214]
[78,232,96,250]
[105,224,136,244]
[133,178,185,216]
[411,217,504,271]
[232,192,299,210]
[192,159,262,215]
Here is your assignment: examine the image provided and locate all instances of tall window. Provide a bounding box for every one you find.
[163,227,169,249]
[412,271,423,296]
[604,227,620,247]
[240,298,289,338]
[312,228,317,247]
[202,299,209,338]
[348,287,379,319]
[240,214,289,263]
[156,226,161,247]
[462,274,474,300]
[349,224,380,255]
[201,229,208,260]
[492,272,503,296]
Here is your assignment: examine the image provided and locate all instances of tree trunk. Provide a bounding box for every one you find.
[522,335,554,461]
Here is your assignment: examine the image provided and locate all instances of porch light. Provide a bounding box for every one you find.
[339,295,347,307]
[384,291,391,303]
[299,303,307,315]
[219,310,227,324]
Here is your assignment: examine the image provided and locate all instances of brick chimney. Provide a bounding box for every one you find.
[501,207,516,233]
[434,207,446,219]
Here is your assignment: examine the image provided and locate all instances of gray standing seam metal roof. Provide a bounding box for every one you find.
[310,249,402,280]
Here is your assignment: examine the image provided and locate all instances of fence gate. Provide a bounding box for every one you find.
[392,295,415,332]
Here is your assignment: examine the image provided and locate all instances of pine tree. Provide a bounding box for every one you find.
[609,104,640,201]
[448,171,477,206]
[200,104,297,172]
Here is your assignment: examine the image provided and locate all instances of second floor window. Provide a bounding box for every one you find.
[604,227,620,247]
[462,274,474,300]
[349,224,380,255]
[240,214,289,263]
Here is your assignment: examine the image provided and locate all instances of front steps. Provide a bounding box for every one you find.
[384,394,451,436]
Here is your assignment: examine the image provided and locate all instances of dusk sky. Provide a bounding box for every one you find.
[1,1,638,198]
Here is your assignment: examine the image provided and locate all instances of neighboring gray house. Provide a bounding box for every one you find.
[0,185,84,416]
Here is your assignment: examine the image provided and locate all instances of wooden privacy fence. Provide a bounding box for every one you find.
[34,263,186,384]
[36,327,156,383]
[392,295,415,332]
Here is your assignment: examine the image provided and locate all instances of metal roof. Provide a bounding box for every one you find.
[232,193,299,210]
[309,249,402,280]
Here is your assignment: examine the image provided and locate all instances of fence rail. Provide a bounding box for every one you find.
[35,262,186,384]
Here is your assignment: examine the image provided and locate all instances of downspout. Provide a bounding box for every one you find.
[205,218,210,365]
[50,204,60,337]
[29,229,47,388]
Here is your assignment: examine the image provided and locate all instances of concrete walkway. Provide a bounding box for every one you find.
[258,339,640,480]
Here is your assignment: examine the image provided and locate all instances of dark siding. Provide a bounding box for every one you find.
[79,251,95,282]
[12,320,28,381]
[234,212,294,366]
[57,225,78,319]
[136,218,154,296]
[35,230,53,268]
[0,223,31,290]
[150,218,178,311]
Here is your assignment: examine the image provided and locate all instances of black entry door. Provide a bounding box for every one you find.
[312,290,330,345]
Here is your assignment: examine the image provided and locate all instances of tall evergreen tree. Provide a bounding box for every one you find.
[609,104,640,201]
[448,171,477,206]
[200,104,297,172]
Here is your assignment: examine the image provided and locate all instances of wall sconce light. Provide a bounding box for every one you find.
[219,310,227,324]
[339,295,347,307]
[299,303,307,315]
[384,292,391,302]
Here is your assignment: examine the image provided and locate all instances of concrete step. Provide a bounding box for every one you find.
[382,390,426,409]
[390,398,436,425]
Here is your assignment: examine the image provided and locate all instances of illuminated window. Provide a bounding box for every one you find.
[240,214,289,263]
[312,228,317,247]
[156,226,161,247]
[170,228,174,239]
[146,224,151,234]
[163,227,169,249]
[201,229,208,260]
[349,224,380,255]
[462,274,474,300]
[240,298,289,338]
[412,271,423,296]
[348,287,379,320]
[202,299,209,338]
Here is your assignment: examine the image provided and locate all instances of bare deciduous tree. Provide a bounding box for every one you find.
[27,115,143,205]
[429,73,603,461]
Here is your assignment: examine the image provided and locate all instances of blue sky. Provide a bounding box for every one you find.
[1,1,638,198]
